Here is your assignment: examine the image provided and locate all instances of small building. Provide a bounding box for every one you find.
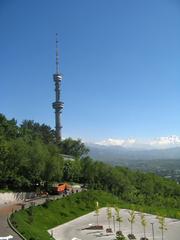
[60,154,75,161]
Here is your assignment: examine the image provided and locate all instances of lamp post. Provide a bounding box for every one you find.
[51,230,53,238]
[151,222,155,240]
[113,215,116,233]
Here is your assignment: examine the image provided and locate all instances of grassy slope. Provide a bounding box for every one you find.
[11,190,120,240]
[0,189,13,193]
[11,190,180,240]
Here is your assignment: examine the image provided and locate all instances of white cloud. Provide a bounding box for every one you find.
[150,135,180,147]
[95,135,180,149]
[96,138,137,147]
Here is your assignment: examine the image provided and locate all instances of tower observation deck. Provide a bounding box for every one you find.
[52,34,64,142]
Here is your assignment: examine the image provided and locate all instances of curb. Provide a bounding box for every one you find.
[7,214,27,240]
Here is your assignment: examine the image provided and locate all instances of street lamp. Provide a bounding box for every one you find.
[113,215,116,233]
[151,222,155,240]
[51,230,53,238]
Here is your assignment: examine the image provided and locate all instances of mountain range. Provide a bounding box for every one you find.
[87,136,180,164]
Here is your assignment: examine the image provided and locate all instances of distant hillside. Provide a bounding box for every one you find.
[87,143,180,164]
[87,144,180,182]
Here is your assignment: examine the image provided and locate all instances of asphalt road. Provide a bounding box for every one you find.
[0,195,63,240]
[0,203,22,240]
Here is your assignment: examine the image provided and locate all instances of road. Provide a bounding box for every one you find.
[0,203,21,240]
[0,195,63,240]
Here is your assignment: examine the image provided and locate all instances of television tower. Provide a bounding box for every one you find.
[52,33,64,143]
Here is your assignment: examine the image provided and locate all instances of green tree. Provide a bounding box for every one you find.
[26,139,48,187]
[59,138,89,158]
[0,114,19,140]
[43,155,64,189]
[156,215,167,240]
[20,120,55,144]
[0,137,10,188]
[95,201,100,225]
[63,159,81,182]
[140,213,147,239]
[128,210,136,235]
[80,157,95,185]
[106,206,112,229]
[115,206,123,231]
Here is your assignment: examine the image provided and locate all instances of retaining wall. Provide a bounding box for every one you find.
[0,192,36,205]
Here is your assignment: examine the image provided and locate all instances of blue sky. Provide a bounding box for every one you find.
[0,0,180,142]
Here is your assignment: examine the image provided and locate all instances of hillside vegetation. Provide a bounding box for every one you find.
[0,113,180,211]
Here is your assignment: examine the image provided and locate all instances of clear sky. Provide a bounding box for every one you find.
[0,0,180,142]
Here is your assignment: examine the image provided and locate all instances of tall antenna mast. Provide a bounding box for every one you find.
[56,33,59,74]
[52,33,64,143]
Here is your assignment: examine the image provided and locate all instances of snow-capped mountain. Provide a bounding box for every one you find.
[95,135,180,149]
[150,136,180,148]
[86,136,180,163]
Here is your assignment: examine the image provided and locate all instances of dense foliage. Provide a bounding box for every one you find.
[0,114,63,189]
[80,157,180,209]
[0,113,180,210]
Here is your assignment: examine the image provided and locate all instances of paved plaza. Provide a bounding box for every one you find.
[49,208,180,240]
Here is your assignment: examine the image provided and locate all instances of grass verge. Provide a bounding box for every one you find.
[0,188,13,193]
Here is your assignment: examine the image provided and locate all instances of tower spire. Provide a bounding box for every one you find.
[52,33,64,143]
[56,33,59,74]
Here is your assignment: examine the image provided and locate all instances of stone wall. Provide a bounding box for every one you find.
[0,192,36,205]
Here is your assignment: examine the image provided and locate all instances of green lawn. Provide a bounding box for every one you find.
[11,190,180,240]
[0,188,13,193]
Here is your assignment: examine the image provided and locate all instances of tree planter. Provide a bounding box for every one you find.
[95,225,103,230]
[116,230,123,236]
[106,228,113,233]
[82,225,103,230]
[116,231,126,240]
[116,235,127,240]
[128,233,136,239]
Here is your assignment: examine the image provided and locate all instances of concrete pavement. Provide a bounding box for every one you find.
[49,208,180,240]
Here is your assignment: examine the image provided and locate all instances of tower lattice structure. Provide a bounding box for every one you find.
[52,33,64,142]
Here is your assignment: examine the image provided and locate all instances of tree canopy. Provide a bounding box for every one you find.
[59,137,89,158]
[0,113,180,211]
